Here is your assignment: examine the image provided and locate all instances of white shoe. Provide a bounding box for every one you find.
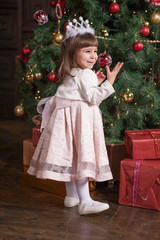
[78,201,109,215]
[64,196,80,207]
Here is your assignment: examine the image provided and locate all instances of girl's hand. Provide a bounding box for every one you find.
[94,68,106,86]
[106,62,124,85]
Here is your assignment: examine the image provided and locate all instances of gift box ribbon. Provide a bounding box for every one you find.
[132,160,142,207]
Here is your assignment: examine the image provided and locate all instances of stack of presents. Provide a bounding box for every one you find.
[23,124,160,211]
[119,129,160,211]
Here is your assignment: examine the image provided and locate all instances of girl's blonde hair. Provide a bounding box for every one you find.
[54,33,98,85]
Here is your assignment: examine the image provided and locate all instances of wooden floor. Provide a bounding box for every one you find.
[0,120,160,240]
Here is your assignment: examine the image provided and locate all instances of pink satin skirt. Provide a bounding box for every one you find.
[27,97,113,182]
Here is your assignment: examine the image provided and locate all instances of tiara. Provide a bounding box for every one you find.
[65,17,95,39]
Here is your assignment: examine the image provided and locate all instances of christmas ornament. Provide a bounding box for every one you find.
[140,25,150,37]
[145,0,160,6]
[64,22,68,31]
[150,12,160,24]
[22,46,30,56]
[15,55,21,65]
[34,10,48,25]
[109,1,120,14]
[132,41,143,51]
[48,71,55,82]
[123,89,134,102]
[50,0,55,7]
[151,0,160,6]
[22,55,29,64]
[35,72,43,80]
[102,29,109,37]
[53,32,64,44]
[32,115,42,126]
[25,71,34,83]
[56,0,65,19]
[144,21,149,26]
[97,53,112,68]
[14,104,24,117]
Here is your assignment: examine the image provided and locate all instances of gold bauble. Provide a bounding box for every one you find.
[144,21,149,27]
[123,89,134,102]
[150,12,160,24]
[35,72,42,80]
[53,32,64,44]
[102,29,109,37]
[25,71,34,83]
[14,104,24,117]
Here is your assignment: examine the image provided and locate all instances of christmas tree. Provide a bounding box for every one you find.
[15,0,160,142]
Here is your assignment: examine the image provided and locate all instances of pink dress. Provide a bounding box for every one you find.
[27,68,114,182]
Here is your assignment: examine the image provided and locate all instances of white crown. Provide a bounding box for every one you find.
[65,17,95,39]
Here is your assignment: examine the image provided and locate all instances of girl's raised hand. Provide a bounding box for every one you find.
[106,62,124,85]
[94,68,106,86]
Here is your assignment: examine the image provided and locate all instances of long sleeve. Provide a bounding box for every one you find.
[77,69,115,105]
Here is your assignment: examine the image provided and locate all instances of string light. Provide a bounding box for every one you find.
[96,35,160,43]
[96,36,115,41]
[35,90,41,100]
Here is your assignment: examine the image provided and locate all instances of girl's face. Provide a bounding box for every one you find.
[75,46,98,69]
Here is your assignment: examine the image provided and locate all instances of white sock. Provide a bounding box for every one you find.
[75,178,93,205]
[65,182,78,198]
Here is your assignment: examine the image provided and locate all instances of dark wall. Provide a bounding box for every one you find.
[0,0,50,119]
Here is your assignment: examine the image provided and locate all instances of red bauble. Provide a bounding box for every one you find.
[15,55,21,65]
[48,72,55,82]
[140,26,150,37]
[22,55,29,64]
[34,10,48,25]
[132,41,143,51]
[151,0,160,6]
[50,0,55,7]
[109,3,120,14]
[64,22,68,31]
[22,46,30,56]
[97,53,112,68]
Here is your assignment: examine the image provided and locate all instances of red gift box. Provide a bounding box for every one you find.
[125,129,160,160]
[32,125,41,146]
[119,158,160,211]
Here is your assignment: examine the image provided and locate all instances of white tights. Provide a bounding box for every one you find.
[65,178,93,204]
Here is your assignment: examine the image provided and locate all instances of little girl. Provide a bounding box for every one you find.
[28,17,123,215]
